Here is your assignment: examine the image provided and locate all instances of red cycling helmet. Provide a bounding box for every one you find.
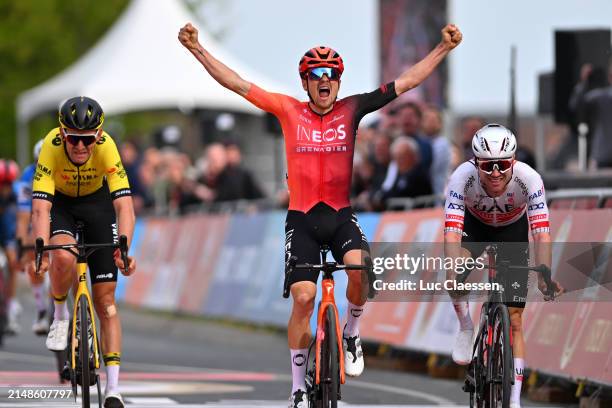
[0,159,19,184]
[299,46,344,78]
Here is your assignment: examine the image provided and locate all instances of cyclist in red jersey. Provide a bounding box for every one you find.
[179,22,461,408]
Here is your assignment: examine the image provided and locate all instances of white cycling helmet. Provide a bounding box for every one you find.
[471,124,517,159]
[33,139,44,161]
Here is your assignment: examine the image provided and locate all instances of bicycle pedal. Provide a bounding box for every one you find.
[462,381,475,393]
[60,366,71,382]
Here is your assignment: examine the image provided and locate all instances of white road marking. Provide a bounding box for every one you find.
[1,350,456,405]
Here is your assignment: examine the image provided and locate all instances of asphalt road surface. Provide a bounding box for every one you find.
[0,291,573,408]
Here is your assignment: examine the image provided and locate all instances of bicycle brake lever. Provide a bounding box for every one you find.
[283,256,298,299]
[364,257,376,299]
[119,235,129,275]
[539,264,555,300]
[35,237,44,275]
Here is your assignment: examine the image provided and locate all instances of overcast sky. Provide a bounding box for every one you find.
[196,0,612,115]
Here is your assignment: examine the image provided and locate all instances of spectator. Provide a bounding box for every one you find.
[222,139,266,198]
[374,137,432,209]
[119,140,147,213]
[398,102,433,172]
[572,63,612,168]
[422,105,451,197]
[369,132,393,192]
[351,151,375,211]
[201,143,264,202]
[460,116,485,161]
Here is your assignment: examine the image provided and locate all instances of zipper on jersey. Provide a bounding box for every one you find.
[76,165,80,197]
[319,115,324,202]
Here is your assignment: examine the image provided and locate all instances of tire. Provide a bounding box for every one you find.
[475,323,488,408]
[487,305,512,408]
[320,306,339,408]
[78,296,90,407]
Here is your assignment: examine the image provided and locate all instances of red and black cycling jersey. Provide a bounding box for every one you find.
[245,82,398,212]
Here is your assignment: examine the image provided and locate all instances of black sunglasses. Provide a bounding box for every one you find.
[64,133,97,146]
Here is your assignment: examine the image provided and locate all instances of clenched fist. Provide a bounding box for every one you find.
[178,22,200,51]
[441,24,462,50]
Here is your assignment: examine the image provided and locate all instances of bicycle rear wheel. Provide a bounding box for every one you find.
[487,305,512,408]
[474,313,489,408]
[77,296,91,407]
[320,306,339,408]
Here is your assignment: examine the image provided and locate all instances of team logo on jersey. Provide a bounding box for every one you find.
[473,201,515,213]
[528,202,545,211]
[107,167,118,174]
[96,136,106,145]
[514,176,528,196]
[528,188,543,201]
[447,203,465,211]
[52,136,62,146]
[296,123,347,143]
[448,190,464,200]
[37,163,51,176]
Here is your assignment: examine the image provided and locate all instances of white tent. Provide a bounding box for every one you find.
[16,0,290,163]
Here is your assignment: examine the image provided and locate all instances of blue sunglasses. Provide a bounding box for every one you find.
[308,67,341,81]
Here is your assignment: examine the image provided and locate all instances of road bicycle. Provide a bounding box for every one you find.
[283,245,375,408]
[36,221,129,408]
[459,245,556,408]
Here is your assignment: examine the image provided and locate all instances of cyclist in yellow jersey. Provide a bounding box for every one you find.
[31,96,136,408]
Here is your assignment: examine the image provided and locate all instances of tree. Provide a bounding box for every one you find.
[0,0,128,159]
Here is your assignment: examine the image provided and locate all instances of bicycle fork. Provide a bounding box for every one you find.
[315,277,345,386]
[71,261,100,371]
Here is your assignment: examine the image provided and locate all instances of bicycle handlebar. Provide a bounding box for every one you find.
[34,236,130,276]
[283,256,376,300]
[457,262,556,300]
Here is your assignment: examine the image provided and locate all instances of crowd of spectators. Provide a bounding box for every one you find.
[119,138,264,215]
[352,102,470,211]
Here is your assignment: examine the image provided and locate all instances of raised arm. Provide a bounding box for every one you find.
[394,24,462,95]
[178,23,251,97]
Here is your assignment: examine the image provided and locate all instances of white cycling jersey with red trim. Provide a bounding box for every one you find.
[444,160,550,235]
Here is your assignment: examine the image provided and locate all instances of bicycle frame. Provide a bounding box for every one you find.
[71,258,100,371]
[315,269,345,386]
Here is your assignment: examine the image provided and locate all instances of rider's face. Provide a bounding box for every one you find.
[61,128,101,165]
[478,159,514,197]
[302,72,340,114]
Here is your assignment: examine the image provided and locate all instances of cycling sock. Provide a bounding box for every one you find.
[53,294,69,321]
[452,299,473,331]
[290,348,308,393]
[344,301,365,337]
[103,353,121,394]
[32,283,46,313]
[8,298,21,316]
[511,358,524,405]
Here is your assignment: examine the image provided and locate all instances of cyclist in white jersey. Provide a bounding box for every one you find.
[444,124,563,408]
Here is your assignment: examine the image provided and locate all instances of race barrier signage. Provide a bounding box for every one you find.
[121,208,612,386]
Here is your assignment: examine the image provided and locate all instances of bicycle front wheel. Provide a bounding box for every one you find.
[487,304,513,408]
[77,296,91,407]
[320,306,339,408]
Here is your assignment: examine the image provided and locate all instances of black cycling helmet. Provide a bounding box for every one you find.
[58,96,104,130]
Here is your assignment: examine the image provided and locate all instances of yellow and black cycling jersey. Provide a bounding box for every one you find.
[32,128,131,201]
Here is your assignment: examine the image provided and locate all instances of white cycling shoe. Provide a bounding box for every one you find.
[343,326,364,377]
[104,391,125,408]
[452,328,474,365]
[46,319,69,351]
[288,388,308,408]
